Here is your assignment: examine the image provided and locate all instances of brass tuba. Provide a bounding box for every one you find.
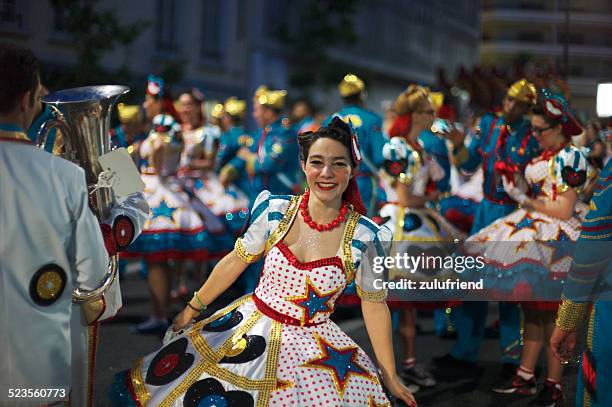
[38,85,130,303]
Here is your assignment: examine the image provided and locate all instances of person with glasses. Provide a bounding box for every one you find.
[434,80,542,381]
[462,90,595,405]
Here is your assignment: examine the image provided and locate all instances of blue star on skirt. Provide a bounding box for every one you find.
[288,277,337,325]
[506,213,546,238]
[303,334,375,398]
[151,199,177,220]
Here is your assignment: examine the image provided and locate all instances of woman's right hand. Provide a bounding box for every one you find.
[172,306,198,331]
[444,126,465,147]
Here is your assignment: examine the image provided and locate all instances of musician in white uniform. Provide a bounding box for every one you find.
[0,44,148,406]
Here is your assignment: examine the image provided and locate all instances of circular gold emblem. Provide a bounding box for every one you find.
[30,264,67,306]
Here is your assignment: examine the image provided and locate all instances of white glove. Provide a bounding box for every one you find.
[426,158,445,182]
[502,175,528,204]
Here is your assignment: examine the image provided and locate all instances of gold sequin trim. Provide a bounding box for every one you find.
[202,362,274,391]
[555,295,589,331]
[583,214,612,223]
[356,285,388,303]
[583,309,595,407]
[593,182,612,197]
[341,210,360,283]
[161,308,270,406]
[192,294,254,334]
[235,238,263,264]
[265,195,300,254]
[257,320,283,407]
[579,231,612,239]
[130,358,150,405]
[302,333,377,400]
[158,357,209,407]
[215,310,263,361]
[190,327,219,362]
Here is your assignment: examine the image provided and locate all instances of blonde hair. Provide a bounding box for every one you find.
[394,85,430,116]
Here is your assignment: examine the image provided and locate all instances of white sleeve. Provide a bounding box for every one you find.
[356,224,392,302]
[234,190,271,263]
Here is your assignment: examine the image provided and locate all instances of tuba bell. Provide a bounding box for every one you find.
[38,85,130,303]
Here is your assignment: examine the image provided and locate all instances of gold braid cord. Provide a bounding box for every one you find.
[555,295,590,331]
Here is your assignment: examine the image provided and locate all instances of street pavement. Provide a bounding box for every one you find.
[93,270,578,406]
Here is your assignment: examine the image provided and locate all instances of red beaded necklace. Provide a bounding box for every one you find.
[300,190,348,232]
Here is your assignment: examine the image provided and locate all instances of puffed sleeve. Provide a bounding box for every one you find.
[554,147,595,194]
[355,224,392,302]
[234,190,271,263]
[381,137,417,184]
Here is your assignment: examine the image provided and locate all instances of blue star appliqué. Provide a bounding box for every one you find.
[548,228,573,267]
[303,334,374,398]
[289,277,337,324]
[506,213,546,238]
[151,200,176,220]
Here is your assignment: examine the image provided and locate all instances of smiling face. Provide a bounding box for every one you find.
[301,137,353,205]
[178,93,202,126]
[531,114,564,150]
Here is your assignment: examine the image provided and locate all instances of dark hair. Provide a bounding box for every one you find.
[180,89,204,105]
[342,93,362,106]
[298,116,355,166]
[293,98,315,115]
[0,43,40,115]
[532,103,562,128]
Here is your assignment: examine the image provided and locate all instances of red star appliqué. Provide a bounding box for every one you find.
[505,213,546,238]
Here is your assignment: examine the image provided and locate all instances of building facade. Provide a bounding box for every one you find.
[481,0,612,115]
[1,0,480,127]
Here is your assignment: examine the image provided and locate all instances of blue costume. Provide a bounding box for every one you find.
[217,125,255,202]
[324,105,386,216]
[451,109,541,364]
[27,104,57,152]
[293,116,317,135]
[420,129,451,193]
[241,118,299,197]
[557,159,612,407]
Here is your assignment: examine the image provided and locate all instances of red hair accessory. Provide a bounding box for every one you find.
[343,129,366,215]
[541,89,582,137]
[351,133,362,165]
[388,114,411,138]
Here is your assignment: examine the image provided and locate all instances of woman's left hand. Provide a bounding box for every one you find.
[385,374,417,407]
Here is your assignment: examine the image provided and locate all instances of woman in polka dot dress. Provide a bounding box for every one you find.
[463,91,596,402]
[110,118,416,406]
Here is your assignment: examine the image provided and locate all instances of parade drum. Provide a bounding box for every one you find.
[37,85,130,303]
